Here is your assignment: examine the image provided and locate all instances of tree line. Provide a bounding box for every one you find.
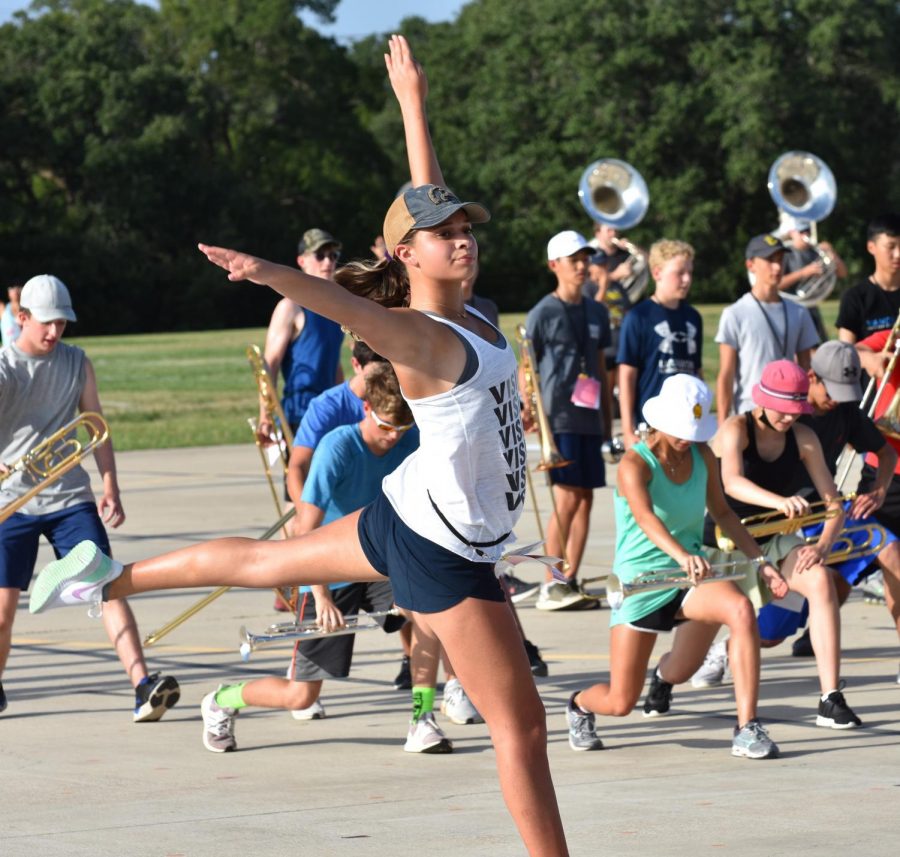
[1,0,898,334]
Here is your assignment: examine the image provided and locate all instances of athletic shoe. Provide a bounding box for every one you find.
[29,540,123,614]
[403,711,453,754]
[566,693,603,751]
[731,719,779,759]
[535,581,591,611]
[290,699,326,721]
[0,682,7,714]
[201,687,238,752]
[500,573,540,604]
[862,571,886,604]
[440,678,483,725]
[524,639,549,677]
[692,639,729,688]
[393,655,412,691]
[816,689,862,729]
[791,628,814,657]
[642,671,673,717]
[133,673,181,723]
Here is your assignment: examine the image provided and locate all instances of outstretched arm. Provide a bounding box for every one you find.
[385,34,445,188]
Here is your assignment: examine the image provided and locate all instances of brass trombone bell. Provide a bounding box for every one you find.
[0,411,109,524]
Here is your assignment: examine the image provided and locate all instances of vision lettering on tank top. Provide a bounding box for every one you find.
[489,374,527,511]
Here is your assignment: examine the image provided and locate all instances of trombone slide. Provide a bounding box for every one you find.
[605,562,746,610]
[239,609,402,660]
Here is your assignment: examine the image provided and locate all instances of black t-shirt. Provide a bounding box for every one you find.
[797,403,885,498]
[836,278,900,340]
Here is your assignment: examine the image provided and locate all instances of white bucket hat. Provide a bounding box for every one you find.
[641,374,717,442]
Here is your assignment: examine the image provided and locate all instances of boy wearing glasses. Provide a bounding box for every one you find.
[200,364,454,754]
[257,228,346,440]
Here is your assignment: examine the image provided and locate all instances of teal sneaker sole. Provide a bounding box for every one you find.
[29,540,107,614]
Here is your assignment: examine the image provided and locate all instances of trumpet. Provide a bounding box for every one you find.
[605,562,747,610]
[142,507,296,647]
[827,522,888,564]
[714,495,852,552]
[0,412,109,524]
[578,157,650,302]
[238,609,402,661]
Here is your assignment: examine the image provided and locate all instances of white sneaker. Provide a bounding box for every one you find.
[691,639,729,688]
[29,540,123,614]
[403,711,453,754]
[290,699,326,720]
[440,678,483,725]
[535,581,591,611]
[201,687,237,753]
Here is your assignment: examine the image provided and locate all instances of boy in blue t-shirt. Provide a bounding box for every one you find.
[617,239,703,447]
[199,364,454,755]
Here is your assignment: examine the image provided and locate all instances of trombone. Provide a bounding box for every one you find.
[238,609,403,661]
[0,412,109,524]
[605,562,747,610]
[142,507,296,647]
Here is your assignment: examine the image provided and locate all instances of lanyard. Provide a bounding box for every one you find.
[554,295,590,375]
[751,295,789,358]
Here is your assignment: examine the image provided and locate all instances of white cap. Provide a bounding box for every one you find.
[20,274,77,323]
[547,230,593,261]
[642,374,718,442]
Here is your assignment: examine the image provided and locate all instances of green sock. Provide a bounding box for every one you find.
[215,682,248,711]
[411,685,435,721]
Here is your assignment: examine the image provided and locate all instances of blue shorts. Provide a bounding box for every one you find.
[0,502,111,590]
[549,433,606,489]
[758,600,810,642]
[357,491,506,613]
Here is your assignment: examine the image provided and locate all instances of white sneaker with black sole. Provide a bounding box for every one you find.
[404,712,453,753]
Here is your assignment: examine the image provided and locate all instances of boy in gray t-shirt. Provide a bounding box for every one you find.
[0,274,179,721]
[715,234,819,420]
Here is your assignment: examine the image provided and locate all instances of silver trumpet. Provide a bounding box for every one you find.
[605,561,747,610]
[239,609,402,661]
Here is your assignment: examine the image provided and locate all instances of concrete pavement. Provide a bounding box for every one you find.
[3,443,900,856]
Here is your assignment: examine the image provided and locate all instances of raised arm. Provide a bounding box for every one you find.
[385,34,445,188]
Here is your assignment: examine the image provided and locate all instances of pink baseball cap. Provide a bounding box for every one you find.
[752,360,813,415]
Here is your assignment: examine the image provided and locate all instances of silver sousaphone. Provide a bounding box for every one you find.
[578,158,650,303]
[767,150,838,306]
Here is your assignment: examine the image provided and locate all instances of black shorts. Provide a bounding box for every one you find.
[859,464,900,533]
[628,590,689,633]
[288,580,404,681]
[357,491,506,613]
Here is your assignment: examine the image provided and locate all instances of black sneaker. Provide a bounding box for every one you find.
[134,673,181,723]
[642,670,673,718]
[393,655,412,691]
[0,681,7,714]
[523,639,548,677]
[791,629,814,657]
[816,689,862,729]
[500,573,540,604]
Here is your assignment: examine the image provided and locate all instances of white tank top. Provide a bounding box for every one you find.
[382,310,526,563]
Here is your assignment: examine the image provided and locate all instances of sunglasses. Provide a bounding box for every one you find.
[314,249,340,262]
[370,410,414,433]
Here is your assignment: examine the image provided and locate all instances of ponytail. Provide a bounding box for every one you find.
[335,255,410,308]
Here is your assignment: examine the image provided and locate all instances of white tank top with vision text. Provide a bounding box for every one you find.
[381,310,526,563]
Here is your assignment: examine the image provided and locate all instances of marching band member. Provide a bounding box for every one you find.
[29,36,570,856]
[565,374,788,759]
[0,275,179,721]
[703,360,861,728]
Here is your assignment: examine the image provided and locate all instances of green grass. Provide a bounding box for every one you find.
[69,300,840,451]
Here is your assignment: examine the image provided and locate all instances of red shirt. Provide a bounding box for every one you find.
[860,329,900,473]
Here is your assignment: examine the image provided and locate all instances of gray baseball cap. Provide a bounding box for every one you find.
[20,274,77,323]
[811,340,862,402]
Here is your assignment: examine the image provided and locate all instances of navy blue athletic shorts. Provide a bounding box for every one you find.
[0,501,111,590]
[549,432,606,489]
[357,491,506,613]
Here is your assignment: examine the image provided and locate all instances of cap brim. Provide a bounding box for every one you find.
[822,378,862,403]
[29,307,76,323]
[414,201,491,230]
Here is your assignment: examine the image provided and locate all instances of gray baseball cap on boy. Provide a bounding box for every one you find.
[20,274,77,323]
[811,340,863,403]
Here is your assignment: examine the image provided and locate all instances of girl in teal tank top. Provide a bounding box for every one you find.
[566,374,789,759]
[611,442,707,627]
